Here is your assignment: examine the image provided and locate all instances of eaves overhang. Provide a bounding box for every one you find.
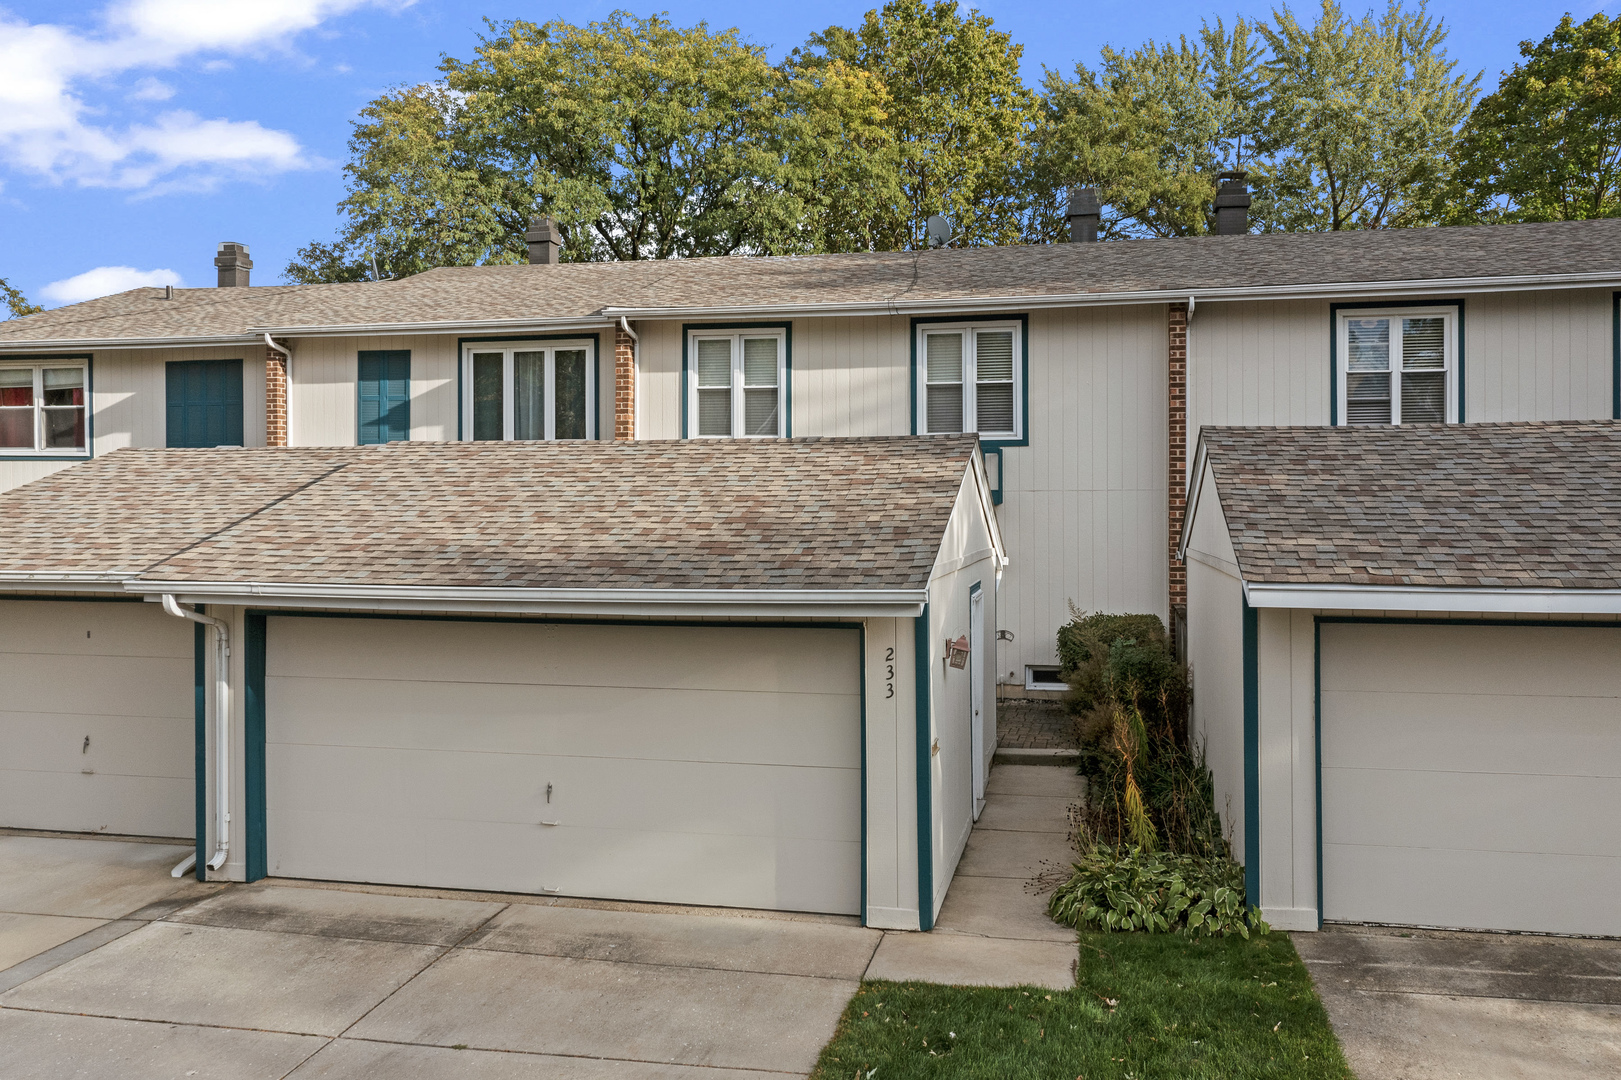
[0,335,259,353]
[1241,581,1621,615]
[246,316,616,339]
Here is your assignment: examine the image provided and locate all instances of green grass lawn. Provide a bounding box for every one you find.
[811,931,1353,1080]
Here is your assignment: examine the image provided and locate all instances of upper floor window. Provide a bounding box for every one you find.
[917,322,1021,440]
[0,362,88,455]
[687,330,785,437]
[462,340,595,441]
[1337,307,1457,425]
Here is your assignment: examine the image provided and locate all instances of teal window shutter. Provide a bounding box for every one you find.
[358,351,410,444]
[165,359,243,448]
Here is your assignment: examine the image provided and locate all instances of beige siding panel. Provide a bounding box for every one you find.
[1466,289,1611,421]
[0,460,75,493]
[995,305,1166,680]
[636,320,684,440]
[287,334,459,446]
[791,315,910,437]
[1187,553,1245,863]
[0,599,193,837]
[863,615,920,928]
[1320,621,1621,935]
[264,617,862,913]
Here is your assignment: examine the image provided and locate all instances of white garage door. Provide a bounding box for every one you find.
[0,599,193,837]
[1321,622,1621,936]
[265,616,862,914]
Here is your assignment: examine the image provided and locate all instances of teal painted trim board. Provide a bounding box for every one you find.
[859,624,869,926]
[193,616,206,882]
[914,607,934,930]
[1312,619,1322,928]
[680,322,793,439]
[1612,292,1619,420]
[909,313,1030,448]
[1329,299,1466,426]
[1241,598,1259,907]
[244,611,267,882]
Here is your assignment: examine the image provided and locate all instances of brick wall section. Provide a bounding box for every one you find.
[265,351,289,448]
[614,323,636,440]
[1168,302,1188,634]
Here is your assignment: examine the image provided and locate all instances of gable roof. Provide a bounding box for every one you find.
[1186,421,1621,611]
[4,218,1619,349]
[0,436,996,616]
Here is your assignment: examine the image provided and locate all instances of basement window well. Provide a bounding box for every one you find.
[1025,666,1066,691]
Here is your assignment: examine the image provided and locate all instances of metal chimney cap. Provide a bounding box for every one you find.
[1067,185,1102,216]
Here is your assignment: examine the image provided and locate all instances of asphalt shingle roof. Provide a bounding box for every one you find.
[0,437,980,591]
[1197,421,1621,590]
[4,218,1618,345]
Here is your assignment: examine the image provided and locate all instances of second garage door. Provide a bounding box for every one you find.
[264,616,862,914]
[1320,622,1621,936]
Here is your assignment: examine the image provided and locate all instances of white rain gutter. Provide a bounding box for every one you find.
[0,336,258,352]
[246,317,616,339]
[135,583,929,618]
[161,595,232,873]
[1241,582,1621,615]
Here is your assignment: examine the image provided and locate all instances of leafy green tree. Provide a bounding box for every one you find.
[791,1,1043,249]
[1256,0,1478,230]
[2,278,42,319]
[1450,13,1621,223]
[1035,18,1268,238]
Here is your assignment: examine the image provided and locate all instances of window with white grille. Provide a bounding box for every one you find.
[916,321,1022,439]
[0,362,88,455]
[687,330,786,437]
[1336,307,1457,425]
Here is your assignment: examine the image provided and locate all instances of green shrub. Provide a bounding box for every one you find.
[1048,846,1269,938]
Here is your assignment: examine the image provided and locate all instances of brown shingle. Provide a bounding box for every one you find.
[1198,422,1621,590]
[0,437,980,591]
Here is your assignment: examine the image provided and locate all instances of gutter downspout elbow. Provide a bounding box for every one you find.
[162,595,232,873]
[617,316,638,343]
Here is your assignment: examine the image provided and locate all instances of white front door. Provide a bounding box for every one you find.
[970,586,986,819]
[263,616,863,915]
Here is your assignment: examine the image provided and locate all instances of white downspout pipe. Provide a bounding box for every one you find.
[162,595,232,872]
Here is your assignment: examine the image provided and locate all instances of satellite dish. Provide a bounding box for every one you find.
[925,214,954,249]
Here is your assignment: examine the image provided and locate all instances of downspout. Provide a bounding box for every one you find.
[263,333,292,376]
[162,595,232,872]
[617,316,639,344]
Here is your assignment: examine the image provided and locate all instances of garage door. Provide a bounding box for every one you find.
[264,617,862,914]
[0,599,193,837]
[1321,622,1621,936]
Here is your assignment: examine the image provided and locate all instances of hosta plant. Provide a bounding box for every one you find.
[1048,845,1269,938]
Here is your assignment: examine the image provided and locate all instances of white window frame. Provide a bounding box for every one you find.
[1335,306,1458,426]
[915,320,1023,440]
[0,361,90,457]
[685,329,788,438]
[460,339,596,441]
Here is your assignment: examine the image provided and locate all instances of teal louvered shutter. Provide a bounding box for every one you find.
[166,359,244,448]
[358,351,410,444]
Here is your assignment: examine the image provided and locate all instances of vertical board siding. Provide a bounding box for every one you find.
[994,306,1167,680]
[1467,289,1611,421]
[636,320,684,440]
[289,335,456,446]
[792,315,911,437]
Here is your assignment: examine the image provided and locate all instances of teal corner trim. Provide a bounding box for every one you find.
[1241,598,1259,907]
[984,445,1004,505]
[455,333,604,442]
[679,322,793,439]
[1328,299,1466,426]
[193,615,206,882]
[909,313,1030,449]
[859,625,869,927]
[1312,617,1323,929]
[913,607,935,930]
[1612,292,1619,420]
[244,611,267,882]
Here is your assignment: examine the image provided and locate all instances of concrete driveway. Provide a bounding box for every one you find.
[1295,923,1621,1079]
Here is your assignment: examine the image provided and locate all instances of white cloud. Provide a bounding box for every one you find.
[0,1,404,192]
[41,266,182,305]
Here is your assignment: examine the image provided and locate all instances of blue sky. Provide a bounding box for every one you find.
[0,0,1612,307]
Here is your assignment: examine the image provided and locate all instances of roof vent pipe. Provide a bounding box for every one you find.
[1213,171,1252,236]
[215,242,252,287]
[525,215,563,265]
[1066,186,1101,243]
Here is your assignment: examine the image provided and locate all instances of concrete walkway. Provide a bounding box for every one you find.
[1296,923,1621,1079]
[865,764,1083,991]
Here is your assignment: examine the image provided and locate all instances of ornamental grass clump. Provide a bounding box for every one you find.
[1047,609,1266,937]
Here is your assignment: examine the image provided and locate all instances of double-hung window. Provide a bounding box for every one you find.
[0,362,88,455]
[917,322,1021,440]
[462,340,595,441]
[687,330,786,437]
[1337,307,1457,425]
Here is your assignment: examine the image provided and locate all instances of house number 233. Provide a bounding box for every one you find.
[884,647,895,699]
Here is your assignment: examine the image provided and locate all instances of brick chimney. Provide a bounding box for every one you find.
[525,215,563,264]
[215,242,252,287]
[1066,186,1101,243]
[1213,172,1251,236]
